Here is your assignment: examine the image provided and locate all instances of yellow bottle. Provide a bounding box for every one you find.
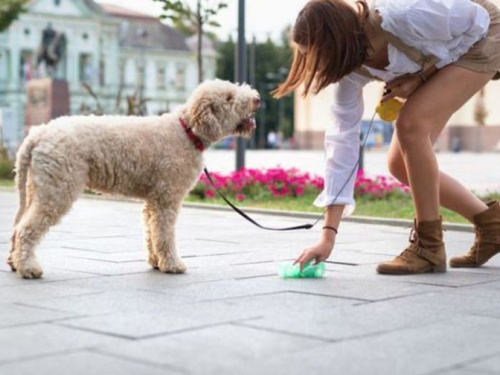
[376,98,404,122]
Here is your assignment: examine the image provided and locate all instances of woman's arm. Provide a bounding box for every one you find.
[295,73,370,270]
[294,204,344,270]
[382,65,439,102]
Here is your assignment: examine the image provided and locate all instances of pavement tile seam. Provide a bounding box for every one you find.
[182,290,290,304]
[0,314,86,332]
[67,256,143,264]
[237,318,440,347]
[397,275,500,289]
[52,322,140,341]
[422,351,500,375]
[0,348,87,366]
[57,317,264,341]
[49,267,109,276]
[326,261,360,266]
[88,348,190,374]
[285,290,373,303]
[193,238,242,245]
[234,273,280,280]
[230,321,333,343]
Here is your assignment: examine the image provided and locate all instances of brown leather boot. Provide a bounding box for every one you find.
[450,201,500,268]
[377,217,447,275]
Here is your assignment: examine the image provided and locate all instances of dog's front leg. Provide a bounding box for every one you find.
[143,202,159,269]
[150,203,186,274]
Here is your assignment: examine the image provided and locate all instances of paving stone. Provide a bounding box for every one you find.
[466,354,500,373]
[0,303,78,329]
[236,315,500,375]
[239,291,500,340]
[0,282,100,304]
[0,324,127,363]
[2,189,500,375]
[276,273,449,301]
[0,351,184,375]
[58,291,358,339]
[437,369,495,375]
[98,324,326,374]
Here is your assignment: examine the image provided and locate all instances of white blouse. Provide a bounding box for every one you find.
[314,0,490,216]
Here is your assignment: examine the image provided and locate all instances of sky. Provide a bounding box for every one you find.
[96,0,307,41]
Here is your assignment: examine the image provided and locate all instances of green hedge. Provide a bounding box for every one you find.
[0,147,14,180]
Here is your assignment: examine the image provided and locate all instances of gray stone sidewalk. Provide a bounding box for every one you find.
[1,190,500,375]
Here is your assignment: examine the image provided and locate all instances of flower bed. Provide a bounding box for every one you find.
[190,167,409,202]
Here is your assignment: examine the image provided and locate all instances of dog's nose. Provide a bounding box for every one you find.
[253,97,261,109]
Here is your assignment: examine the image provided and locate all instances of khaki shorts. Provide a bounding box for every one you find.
[455,0,500,80]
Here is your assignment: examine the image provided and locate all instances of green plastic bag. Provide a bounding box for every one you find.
[277,261,326,279]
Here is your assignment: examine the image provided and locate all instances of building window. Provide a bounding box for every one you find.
[137,64,145,90]
[24,28,30,36]
[99,59,105,87]
[175,63,186,91]
[157,66,166,90]
[54,0,61,6]
[20,50,34,85]
[79,54,93,84]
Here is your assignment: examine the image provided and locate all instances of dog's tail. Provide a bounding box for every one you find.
[13,127,45,224]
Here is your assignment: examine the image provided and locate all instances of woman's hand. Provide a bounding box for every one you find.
[382,75,423,103]
[294,232,336,271]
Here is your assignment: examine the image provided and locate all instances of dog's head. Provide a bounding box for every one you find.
[186,79,260,143]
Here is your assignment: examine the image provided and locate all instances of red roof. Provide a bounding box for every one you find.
[99,3,156,20]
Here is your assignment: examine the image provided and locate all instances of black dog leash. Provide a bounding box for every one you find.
[203,111,377,231]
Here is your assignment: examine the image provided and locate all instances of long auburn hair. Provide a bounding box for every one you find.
[273,0,370,98]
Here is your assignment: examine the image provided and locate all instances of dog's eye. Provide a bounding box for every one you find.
[209,104,217,113]
[226,94,234,102]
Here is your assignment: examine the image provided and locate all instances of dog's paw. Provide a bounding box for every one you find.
[16,259,43,279]
[148,255,159,269]
[6,255,16,272]
[158,258,187,274]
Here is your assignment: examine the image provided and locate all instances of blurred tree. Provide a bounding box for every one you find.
[217,27,295,148]
[153,0,227,83]
[0,0,29,33]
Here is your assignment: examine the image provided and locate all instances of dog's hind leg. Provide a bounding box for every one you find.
[13,203,57,279]
[149,201,186,274]
[143,202,159,269]
[12,174,82,279]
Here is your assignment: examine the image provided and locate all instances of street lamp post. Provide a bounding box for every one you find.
[235,0,247,170]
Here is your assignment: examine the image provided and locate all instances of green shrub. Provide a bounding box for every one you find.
[0,147,14,180]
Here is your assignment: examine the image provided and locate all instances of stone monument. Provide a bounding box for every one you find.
[25,23,69,132]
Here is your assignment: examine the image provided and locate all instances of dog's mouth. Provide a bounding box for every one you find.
[236,112,257,135]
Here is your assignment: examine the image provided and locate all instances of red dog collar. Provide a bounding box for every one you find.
[179,118,205,152]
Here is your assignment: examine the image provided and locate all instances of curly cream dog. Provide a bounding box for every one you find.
[8,79,260,279]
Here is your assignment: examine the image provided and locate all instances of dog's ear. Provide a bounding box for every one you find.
[189,97,222,142]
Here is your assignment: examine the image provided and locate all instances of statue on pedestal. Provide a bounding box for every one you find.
[35,23,66,78]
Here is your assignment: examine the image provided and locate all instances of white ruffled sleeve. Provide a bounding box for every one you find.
[376,0,490,69]
[313,72,371,217]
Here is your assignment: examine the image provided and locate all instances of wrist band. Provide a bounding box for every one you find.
[323,226,338,234]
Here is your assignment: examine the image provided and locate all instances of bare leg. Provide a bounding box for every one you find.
[387,136,487,223]
[149,201,186,274]
[394,66,494,222]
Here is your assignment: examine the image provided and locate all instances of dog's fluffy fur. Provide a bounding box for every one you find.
[8,79,259,279]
